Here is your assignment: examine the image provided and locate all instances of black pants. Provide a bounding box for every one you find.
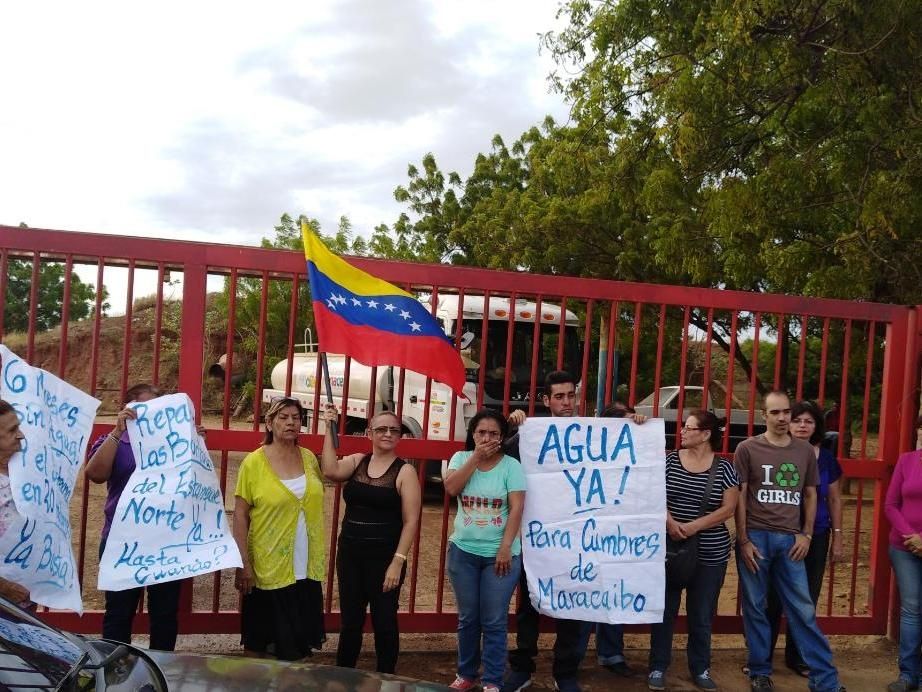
[336,541,405,674]
[767,529,831,667]
[103,580,182,651]
[508,564,584,681]
[649,561,727,675]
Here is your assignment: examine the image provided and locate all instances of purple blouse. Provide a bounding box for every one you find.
[88,432,136,542]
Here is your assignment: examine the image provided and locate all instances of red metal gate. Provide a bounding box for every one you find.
[1,224,919,636]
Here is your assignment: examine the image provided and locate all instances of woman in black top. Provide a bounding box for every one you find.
[647,410,740,692]
[321,406,421,673]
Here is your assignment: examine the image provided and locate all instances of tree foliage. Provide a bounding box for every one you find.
[4,260,104,334]
[544,0,922,303]
[213,213,372,387]
[385,1,922,305]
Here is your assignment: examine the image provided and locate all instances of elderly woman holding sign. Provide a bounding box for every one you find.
[647,410,740,692]
[233,396,326,661]
[444,409,526,692]
[86,383,187,651]
[0,400,32,610]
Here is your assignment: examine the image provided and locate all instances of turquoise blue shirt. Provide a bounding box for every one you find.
[447,452,527,558]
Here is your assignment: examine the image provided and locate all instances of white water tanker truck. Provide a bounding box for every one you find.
[261,295,582,449]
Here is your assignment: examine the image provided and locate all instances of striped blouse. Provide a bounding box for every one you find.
[666,450,740,565]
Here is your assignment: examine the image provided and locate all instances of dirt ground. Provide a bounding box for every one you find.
[72,414,896,689]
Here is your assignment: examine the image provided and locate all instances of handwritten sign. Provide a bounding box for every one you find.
[518,417,666,624]
[98,393,242,590]
[0,344,100,613]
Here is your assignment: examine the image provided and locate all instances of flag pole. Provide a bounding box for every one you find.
[320,352,339,449]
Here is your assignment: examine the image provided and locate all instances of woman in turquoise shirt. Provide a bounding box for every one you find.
[444,409,526,692]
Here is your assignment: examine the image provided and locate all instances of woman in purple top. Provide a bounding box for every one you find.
[885,448,922,692]
[764,400,843,677]
[85,383,183,651]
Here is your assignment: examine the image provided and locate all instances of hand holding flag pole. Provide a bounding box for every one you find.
[321,352,339,449]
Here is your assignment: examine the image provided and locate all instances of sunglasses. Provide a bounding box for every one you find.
[370,426,402,436]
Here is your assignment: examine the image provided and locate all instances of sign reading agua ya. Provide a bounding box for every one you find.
[0,345,100,613]
[98,393,241,590]
[519,417,666,624]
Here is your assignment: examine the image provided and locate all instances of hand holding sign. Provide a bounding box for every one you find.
[98,393,242,590]
[518,416,666,624]
[0,345,100,613]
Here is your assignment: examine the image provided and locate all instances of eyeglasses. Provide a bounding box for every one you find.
[371,426,402,436]
[682,425,705,431]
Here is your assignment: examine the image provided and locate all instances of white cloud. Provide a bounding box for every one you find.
[0,0,569,248]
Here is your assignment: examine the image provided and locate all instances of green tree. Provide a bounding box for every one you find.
[4,261,103,333]
[544,0,922,303]
[213,213,371,393]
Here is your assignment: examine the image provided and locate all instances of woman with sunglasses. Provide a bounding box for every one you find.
[320,405,421,674]
[443,409,526,692]
[233,396,326,660]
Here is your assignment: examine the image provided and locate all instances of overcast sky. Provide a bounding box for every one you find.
[0,1,571,248]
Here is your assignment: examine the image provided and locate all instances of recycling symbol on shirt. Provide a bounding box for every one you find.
[775,462,801,487]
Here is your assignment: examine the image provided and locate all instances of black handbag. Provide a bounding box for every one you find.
[665,456,721,588]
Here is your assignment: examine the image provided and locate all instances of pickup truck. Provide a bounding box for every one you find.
[633,386,766,452]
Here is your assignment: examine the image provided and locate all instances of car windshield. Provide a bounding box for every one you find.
[0,599,92,690]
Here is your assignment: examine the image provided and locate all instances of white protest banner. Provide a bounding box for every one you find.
[98,393,242,590]
[0,344,100,613]
[519,416,666,624]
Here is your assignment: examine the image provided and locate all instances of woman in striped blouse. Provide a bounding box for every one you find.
[647,409,740,692]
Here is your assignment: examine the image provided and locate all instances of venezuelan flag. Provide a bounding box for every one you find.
[302,222,467,398]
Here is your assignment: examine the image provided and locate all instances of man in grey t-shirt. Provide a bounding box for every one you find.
[734,391,845,692]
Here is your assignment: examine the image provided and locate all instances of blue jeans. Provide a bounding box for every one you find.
[891,546,922,686]
[578,621,625,665]
[737,529,840,691]
[447,544,521,687]
[649,561,726,675]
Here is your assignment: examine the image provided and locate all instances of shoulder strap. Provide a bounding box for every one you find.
[697,457,722,519]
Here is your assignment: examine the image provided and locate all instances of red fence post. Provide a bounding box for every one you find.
[176,263,207,624]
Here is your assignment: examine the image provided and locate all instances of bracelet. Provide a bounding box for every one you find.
[833,528,842,533]
[393,552,407,562]
[801,533,813,541]
[108,432,122,442]
[738,538,751,546]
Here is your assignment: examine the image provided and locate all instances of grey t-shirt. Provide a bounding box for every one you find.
[734,434,818,534]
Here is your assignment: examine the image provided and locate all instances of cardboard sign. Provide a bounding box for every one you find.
[98,393,241,590]
[518,416,666,624]
[0,345,100,613]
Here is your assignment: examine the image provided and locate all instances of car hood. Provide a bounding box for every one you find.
[146,650,450,691]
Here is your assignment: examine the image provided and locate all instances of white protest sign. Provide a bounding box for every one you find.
[0,344,100,613]
[98,393,242,590]
[519,416,666,624]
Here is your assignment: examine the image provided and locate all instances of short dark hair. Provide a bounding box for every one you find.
[791,400,825,445]
[685,409,724,451]
[600,401,634,418]
[544,370,576,391]
[123,383,161,406]
[465,409,509,451]
[0,400,14,417]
